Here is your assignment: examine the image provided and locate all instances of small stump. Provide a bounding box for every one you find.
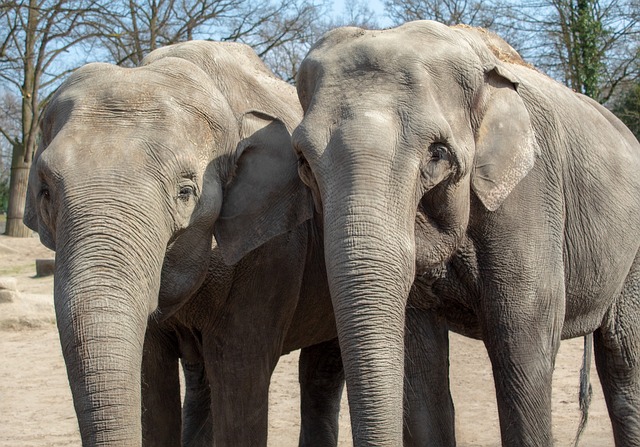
[35,258,55,277]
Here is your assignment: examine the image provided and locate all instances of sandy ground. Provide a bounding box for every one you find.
[0,234,615,446]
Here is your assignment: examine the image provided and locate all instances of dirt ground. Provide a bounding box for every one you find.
[0,234,615,446]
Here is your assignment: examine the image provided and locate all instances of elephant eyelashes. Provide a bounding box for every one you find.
[429,143,449,161]
[38,184,54,228]
[177,185,195,202]
[39,184,50,200]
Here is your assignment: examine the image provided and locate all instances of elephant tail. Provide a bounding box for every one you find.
[573,333,593,447]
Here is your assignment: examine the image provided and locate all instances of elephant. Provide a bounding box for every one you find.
[293,20,640,446]
[23,40,314,446]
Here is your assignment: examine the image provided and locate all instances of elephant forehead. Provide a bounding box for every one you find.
[303,23,482,96]
[46,82,219,156]
[362,110,394,125]
[316,24,448,63]
[48,81,174,132]
[43,127,199,174]
[56,61,225,123]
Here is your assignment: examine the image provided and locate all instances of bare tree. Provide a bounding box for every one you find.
[494,0,639,102]
[0,92,20,212]
[0,0,109,236]
[334,0,381,28]
[97,0,329,73]
[97,0,245,66]
[233,0,333,82]
[384,0,498,27]
[262,0,380,83]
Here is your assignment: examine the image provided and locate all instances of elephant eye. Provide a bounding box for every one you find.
[38,182,54,228]
[39,183,50,200]
[429,143,449,162]
[178,185,195,202]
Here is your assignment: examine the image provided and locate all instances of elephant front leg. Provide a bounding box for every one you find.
[403,308,455,447]
[176,326,213,447]
[141,320,182,447]
[298,338,345,447]
[205,346,275,447]
[181,360,213,446]
[482,287,563,447]
[203,310,287,447]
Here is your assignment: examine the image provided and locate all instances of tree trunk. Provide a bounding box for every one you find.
[5,143,31,237]
[6,0,38,238]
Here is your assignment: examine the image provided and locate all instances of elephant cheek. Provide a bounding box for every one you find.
[157,227,213,318]
[414,179,470,274]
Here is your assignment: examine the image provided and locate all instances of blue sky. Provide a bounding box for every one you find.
[333,0,385,11]
[332,0,391,25]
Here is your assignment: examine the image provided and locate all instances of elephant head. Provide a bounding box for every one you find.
[293,21,539,444]
[25,41,311,446]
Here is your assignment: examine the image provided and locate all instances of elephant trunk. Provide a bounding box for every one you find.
[54,214,165,446]
[323,181,416,445]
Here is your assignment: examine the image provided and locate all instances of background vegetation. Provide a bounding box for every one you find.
[0,0,638,236]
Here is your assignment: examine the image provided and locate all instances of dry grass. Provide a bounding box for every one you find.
[454,24,535,69]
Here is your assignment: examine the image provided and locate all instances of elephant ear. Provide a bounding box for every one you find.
[471,65,540,212]
[214,110,314,265]
[24,138,56,250]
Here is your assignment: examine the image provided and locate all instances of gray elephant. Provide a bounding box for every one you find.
[293,20,640,446]
[24,40,313,446]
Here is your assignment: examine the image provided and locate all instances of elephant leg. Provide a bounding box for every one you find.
[204,336,278,447]
[181,360,213,446]
[298,338,345,447]
[482,286,563,446]
[594,250,640,446]
[203,231,304,446]
[203,289,295,447]
[141,319,182,447]
[176,327,213,447]
[403,308,455,447]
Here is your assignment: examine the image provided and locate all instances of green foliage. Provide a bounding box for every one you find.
[570,0,606,98]
[612,82,640,139]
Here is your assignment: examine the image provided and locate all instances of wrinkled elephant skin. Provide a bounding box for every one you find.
[142,217,342,446]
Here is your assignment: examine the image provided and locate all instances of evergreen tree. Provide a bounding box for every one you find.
[612,81,640,138]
